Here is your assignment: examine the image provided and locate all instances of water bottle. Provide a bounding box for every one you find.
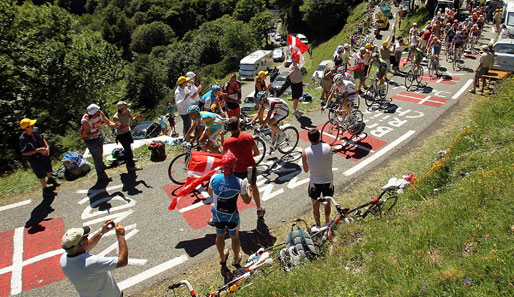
[247,166,257,186]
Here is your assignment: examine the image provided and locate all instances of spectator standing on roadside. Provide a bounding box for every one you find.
[208,152,252,270]
[175,76,193,136]
[60,220,128,297]
[167,102,177,136]
[222,73,242,119]
[392,37,404,75]
[254,71,271,94]
[380,41,392,70]
[81,104,117,181]
[289,52,304,119]
[19,118,60,194]
[333,45,344,66]
[342,44,352,72]
[186,71,203,105]
[320,61,336,102]
[222,116,265,218]
[470,45,494,94]
[353,47,368,93]
[113,101,143,172]
[494,9,502,33]
[301,128,333,231]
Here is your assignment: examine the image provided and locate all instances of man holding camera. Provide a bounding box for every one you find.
[60,220,128,297]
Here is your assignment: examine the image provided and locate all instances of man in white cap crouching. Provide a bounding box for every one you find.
[60,220,128,297]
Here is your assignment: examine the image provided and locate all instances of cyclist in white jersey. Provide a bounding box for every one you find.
[323,74,358,122]
[250,91,289,146]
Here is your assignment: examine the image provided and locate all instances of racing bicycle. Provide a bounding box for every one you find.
[320,108,364,146]
[427,53,441,79]
[322,93,360,123]
[365,76,389,106]
[167,139,203,184]
[248,123,299,164]
[404,64,424,91]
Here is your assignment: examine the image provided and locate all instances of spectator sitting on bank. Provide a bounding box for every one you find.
[19,118,60,194]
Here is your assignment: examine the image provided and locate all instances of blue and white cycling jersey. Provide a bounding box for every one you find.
[201,90,216,108]
[209,173,247,214]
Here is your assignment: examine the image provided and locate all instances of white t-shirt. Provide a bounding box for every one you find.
[304,142,333,185]
[187,83,201,104]
[60,252,120,297]
[174,86,192,115]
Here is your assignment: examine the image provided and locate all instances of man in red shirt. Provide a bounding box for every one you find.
[222,116,265,217]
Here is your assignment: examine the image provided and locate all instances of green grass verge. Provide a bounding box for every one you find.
[399,7,431,38]
[232,78,514,297]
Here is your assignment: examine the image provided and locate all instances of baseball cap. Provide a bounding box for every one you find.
[87,104,100,116]
[116,101,130,109]
[62,226,91,250]
[413,22,417,26]
[177,76,190,84]
[481,45,488,51]
[258,71,268,78]
[20,118,37,129]
[185,71,196,79]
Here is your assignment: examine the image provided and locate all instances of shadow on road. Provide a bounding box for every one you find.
[25,190,56,234]
[120,171,152,195]
[175,217,277,258]
[297,115,316,130]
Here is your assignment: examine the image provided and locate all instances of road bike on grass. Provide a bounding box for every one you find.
[404,64,424,91]
[166,252,273,296]
[321,108,364,146]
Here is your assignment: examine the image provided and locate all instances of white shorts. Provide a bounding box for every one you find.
[272,109,289,122]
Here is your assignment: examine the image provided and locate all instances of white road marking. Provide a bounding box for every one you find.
[178,196,213,213]
[98,229,139,257]
[127,258,148,265]
[10,227,24,295]
[344,130,416,176]
[0,199,32,212]
[451,79,473,99]
[117,255,189,291]
[76,184,123,195]
[82,209,135,226]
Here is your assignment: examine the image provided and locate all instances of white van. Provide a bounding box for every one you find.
[239,50,274,80]
[505,1,514,30]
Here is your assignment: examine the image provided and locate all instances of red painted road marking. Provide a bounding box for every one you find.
[0,218,66,297]
[163,183,255,230]
[299,124,387,161]
[421,74,460,85]
[392,92,447,108]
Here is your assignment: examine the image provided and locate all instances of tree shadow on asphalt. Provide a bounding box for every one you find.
[174,217,277,258]
[25,190,56,234]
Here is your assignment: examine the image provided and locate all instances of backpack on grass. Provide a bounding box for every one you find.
[62,152,90,180]
[148,141,166,162]
[279,225,318,271]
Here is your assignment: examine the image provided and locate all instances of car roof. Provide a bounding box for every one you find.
[277,72,289,78]
[135,121,156,129]
[495,39,514,45]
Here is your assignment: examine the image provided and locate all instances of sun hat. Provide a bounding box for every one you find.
[383,41,389,46]
[116,101,130,109]
[20,118,37,129]
[62,226,91,250]
[87,104,100,116]
[177,76,190,84]
[185,71,196,79]
[258,71,268,78]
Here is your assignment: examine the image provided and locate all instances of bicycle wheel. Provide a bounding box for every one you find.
[365,84,376,107]
[378,81,388,100]
[253,137,266,165]
[428,58,434,78]
[321,120,340,146]
[277,126,299,154]
[453,52,459,71]
[168,153,190,184]
[415,66,423,84]
[377,192,398,216]
[405,70,414,90]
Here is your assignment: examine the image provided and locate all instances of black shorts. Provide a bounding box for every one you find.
[29,156,52,179]
[234,171,248,180]
[291,82,303,99]
[308,183,334,200]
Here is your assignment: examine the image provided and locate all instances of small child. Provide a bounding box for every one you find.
[158,115,167,135]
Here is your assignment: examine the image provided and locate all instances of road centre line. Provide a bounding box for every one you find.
[0,199,31,212]
[451,79,473,100]
[344,130,416,176]
[118,254,189,291]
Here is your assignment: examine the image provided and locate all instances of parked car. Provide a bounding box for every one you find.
[297,33,309,45]
[269,72,291,97]
[132,121,160,140]
[399,1,409,13]
[492,39,514,72]
[380,3,393,18]
[312,59,333,81]
[241,91,259,112]
[273,48,285,62]
[280,36,288,46]
[274,34,282,42]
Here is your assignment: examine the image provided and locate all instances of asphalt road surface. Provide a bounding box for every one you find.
[0,16,498,297]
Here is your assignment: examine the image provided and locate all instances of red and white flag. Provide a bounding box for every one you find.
[288,34,309,54]
[168,151,222,210]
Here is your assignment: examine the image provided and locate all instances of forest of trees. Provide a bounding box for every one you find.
[0,0,359,174]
